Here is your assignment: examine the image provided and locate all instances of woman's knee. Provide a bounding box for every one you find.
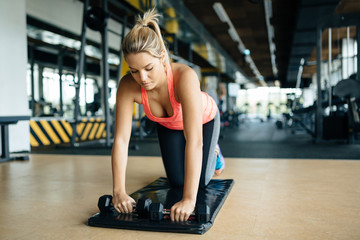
[168,178,184,188]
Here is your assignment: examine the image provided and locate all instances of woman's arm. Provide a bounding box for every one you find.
[170,65,203,221]
[111,74,139,213]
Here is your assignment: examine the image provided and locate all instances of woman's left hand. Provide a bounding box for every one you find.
[170,199,196,222]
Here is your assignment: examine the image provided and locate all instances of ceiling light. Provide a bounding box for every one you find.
[213,2,229,23]
[228,27,240,42]
[264,0,278,77]
[242,49,250,55]
[213,1,263,83]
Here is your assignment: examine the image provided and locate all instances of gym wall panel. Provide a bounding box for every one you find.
[0,0,31,152]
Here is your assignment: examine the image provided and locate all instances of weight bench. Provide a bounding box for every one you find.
[0,116,30,163]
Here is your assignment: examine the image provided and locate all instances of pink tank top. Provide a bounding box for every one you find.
[141,65,217,130]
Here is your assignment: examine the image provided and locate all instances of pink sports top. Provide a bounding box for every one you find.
[141,65,218,130]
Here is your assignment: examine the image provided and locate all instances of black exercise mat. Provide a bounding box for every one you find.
[88,177,234,234]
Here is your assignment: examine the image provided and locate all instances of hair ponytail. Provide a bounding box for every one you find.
[122,8,169,64]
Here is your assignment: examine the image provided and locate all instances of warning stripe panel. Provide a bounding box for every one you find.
[89,123,100,140]
[61,120,73,136]
[77,122,86,136]
[30,128,42,147]
[40,120,61,144]
[47,121,65,143]
[30,118,108,147]
[30,121,51,145]
[81,123,93,141]
[96,123,106,139]
[30,133,39,147]
[51,120,70,143]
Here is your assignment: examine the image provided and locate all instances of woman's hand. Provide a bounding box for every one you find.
[170,199,196,222]
[112,192,136,214]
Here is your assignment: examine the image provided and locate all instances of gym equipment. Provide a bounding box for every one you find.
[88,177,234,234]
[148,202,210,222]
[275,120,283,129]
[334,76,360,142]
[323,115,348,140]
[73,0,112,148]
[85,7,108,32]
[97,193,211,223]
[97,195,152,218]
[136,198,153,218]
[197,204,211,222]
[98,195,113,213]
[149,202,163,221]
[0,116,30,163]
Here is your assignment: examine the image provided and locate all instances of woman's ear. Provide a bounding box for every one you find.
[161,50,166,64]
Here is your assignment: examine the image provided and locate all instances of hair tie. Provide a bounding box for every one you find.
[143,25,149,28]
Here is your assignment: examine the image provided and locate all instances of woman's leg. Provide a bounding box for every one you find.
[156,124,186,188]
[156,111,221,188]
[201,111,220,187]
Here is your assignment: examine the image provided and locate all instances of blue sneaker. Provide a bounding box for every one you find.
[215,144,225,176]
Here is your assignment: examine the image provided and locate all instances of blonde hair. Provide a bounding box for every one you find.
[122,8,169,64]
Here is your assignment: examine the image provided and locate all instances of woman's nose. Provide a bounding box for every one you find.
[139,71,147,81]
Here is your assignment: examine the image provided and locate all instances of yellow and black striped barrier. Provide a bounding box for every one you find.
[30,117,108,147]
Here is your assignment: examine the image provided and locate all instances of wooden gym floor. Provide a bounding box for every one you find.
[1,154,359,240]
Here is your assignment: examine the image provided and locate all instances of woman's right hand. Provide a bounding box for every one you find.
[112,192,136,214]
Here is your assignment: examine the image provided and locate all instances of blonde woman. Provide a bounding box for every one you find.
[111,8,224,222]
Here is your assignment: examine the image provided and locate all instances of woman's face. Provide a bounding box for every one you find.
[125,52,165,91]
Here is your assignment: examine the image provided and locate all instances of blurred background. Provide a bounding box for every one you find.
[1,0,359,160]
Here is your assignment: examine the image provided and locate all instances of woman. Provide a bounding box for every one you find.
[111,8,224,222]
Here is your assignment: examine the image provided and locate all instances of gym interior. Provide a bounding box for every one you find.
[1,0,359,239]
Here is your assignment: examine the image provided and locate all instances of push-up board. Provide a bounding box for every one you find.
[88,177,234,234]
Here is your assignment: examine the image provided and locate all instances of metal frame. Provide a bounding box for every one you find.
[100,0,111,147]
[71,0,89,147]
[73,0,132,148]
[29,46,36,117]
[315,13,360,142]
[58,48,64,116]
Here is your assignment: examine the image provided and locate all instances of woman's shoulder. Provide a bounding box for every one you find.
[170,62,200,101]
[171,62,193,75]
[170,62,199,83]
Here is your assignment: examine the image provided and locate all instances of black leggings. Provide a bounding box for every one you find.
[156,112,220,188]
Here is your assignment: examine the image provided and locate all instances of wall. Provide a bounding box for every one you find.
[0,0,30,152]
[26,0,124,51]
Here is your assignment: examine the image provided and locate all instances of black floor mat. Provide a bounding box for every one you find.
[88,177,234,234]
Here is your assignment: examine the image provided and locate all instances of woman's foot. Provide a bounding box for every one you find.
[214,144,225,176]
